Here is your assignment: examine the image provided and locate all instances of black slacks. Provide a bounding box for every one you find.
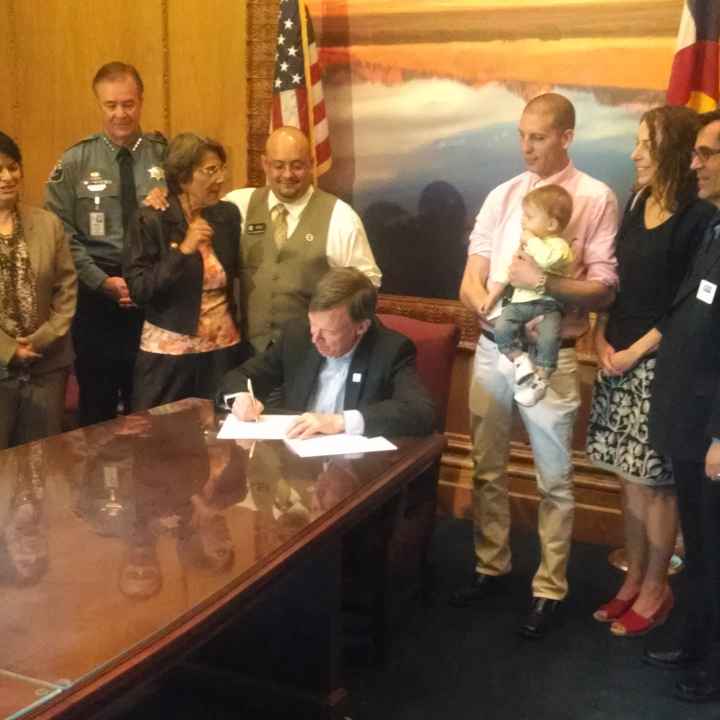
[132,344,244,411]
[72,283,143,427]
[672,457,720,662]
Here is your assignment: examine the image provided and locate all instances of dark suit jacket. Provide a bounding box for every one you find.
[124,196,242,336]
[218,318,436,437]
[650,213,720,460]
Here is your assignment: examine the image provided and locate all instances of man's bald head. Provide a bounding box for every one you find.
[263,127,313,201]
[523,93,576,132]
[266,126,311,158]
[518,93,575,178]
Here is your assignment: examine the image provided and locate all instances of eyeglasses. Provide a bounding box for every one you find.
[197,164,227,179]
[691,147,720,163]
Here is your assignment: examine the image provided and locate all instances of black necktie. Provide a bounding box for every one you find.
[116,147,137,232]
[698,221,720,256]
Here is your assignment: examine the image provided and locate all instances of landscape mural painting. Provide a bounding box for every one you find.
[307,0,684,299]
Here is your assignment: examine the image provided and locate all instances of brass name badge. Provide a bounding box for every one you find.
[247,223,266,234]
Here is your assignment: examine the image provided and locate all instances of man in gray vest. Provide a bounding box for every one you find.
[45,61,167,426]
[224,127,381,353]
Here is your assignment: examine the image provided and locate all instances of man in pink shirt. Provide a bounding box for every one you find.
[450,93,618,638]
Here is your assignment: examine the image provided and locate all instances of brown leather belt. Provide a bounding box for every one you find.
[480,328,576,349]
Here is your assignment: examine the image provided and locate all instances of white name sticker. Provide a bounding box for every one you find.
[89,211,106,237]
[352,372,362,383]
[697,279,717,305]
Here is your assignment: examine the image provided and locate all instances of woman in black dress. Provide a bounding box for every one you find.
[587,106,715,636]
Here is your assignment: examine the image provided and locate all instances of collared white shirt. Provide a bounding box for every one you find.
[224,185,382,287]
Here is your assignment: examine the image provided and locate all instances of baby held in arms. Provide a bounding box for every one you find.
[481,184,574,407]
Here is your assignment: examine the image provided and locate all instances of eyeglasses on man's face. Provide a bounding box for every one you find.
[691,147,720,163]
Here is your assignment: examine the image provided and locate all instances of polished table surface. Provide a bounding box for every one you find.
[0,399,444,719]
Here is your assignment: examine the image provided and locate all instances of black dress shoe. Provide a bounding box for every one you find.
[519,597,562,639]
[448,573,509,608]
[643,647,703,670]
[674,671,720,703]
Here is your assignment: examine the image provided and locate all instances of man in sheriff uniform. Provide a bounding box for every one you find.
[224,126,381,353]
[45,61,166,426]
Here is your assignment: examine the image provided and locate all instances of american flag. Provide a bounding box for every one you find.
[271,0,332,176]
[667,0,720,112]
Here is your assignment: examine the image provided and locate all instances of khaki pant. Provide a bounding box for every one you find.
[469,335,580,599]
[0,368,68,449]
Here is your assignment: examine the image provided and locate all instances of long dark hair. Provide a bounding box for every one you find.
[641,105,700,211]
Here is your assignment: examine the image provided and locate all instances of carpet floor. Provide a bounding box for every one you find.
[119,517,719,720]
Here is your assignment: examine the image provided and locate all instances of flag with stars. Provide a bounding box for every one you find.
[272,0,332,176]
[667,0,720,112]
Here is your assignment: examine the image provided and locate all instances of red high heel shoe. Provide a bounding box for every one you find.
[610,590,674,637]
[593,593,639,623]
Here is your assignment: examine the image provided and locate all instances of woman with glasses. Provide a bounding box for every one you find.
[587,106,715,636]
[125,133,243,410]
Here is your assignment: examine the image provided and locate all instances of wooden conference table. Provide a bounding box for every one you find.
[0,398,444,719]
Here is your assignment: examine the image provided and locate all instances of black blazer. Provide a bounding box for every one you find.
[217,318,436,437]
[124,196,241,336]
[650,214,720,461]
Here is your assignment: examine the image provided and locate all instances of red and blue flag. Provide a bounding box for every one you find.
[667,1,720,111]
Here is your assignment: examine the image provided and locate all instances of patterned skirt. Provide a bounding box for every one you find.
[586,356,673,486]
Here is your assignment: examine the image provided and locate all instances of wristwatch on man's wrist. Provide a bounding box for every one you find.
[534,273,547,296]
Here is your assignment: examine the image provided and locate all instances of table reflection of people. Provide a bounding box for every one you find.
[237,441,318,559]
[238,440,366,560]
[71,400,247,599]
[119,526,162,600]
[0,444,48,586]
[312,459,363,515]
[175,466,237,575]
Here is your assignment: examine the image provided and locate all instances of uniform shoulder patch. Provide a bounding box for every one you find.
[67,133,100,151]
[48,161,64,183]
[147,131,168,145]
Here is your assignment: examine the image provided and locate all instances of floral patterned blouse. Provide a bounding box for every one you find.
[140,242,240,355]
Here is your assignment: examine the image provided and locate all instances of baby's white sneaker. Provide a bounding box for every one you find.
[514,375,548,407]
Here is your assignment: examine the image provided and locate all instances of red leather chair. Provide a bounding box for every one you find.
[377,313,460,431]
[343,313,460,662]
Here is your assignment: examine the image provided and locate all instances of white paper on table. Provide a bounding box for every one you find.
[217,413,301,440]
[284,434,397,458]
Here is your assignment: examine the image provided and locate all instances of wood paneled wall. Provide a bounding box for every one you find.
[0,0,247,207]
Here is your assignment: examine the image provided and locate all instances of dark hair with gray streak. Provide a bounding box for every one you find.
[164,133,226,195]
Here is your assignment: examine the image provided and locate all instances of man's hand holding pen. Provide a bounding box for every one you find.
[230,380,264,422]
